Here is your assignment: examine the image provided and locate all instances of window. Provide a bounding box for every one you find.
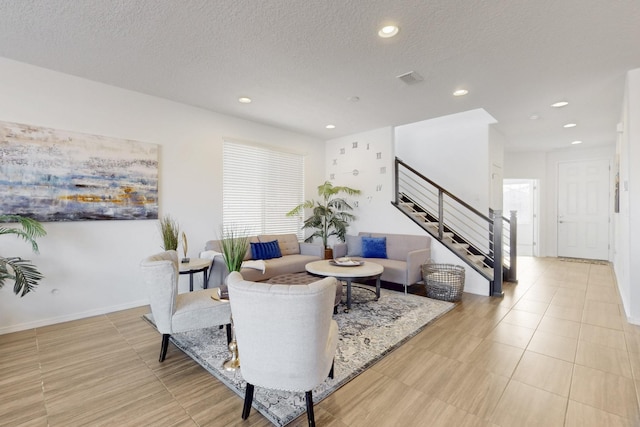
[223,140,304,239]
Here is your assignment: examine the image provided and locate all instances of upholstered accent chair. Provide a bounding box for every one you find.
[226,271,339,427]
[140,250,232,362]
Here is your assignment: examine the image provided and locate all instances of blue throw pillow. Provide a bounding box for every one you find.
[250,240,282,260]
[361,237,387,258]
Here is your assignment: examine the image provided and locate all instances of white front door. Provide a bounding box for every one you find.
[557,159,610,260]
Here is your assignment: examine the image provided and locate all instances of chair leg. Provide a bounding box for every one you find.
[159,334,170,362]
[305,391,315,427]
[329,360,335,379]
[225,323,232,344]
[242,383,254,420]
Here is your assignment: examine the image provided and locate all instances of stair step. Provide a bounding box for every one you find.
[467,254,485,265]
[399,202,414,209]
[452,242,470,251]
[412,212,427,219]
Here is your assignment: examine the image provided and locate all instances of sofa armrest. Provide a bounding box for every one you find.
[406,248,430,285]
[300,242,324,258]
[333,242,347,258]
[209,254,231,287]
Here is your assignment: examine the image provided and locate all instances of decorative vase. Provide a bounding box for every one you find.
[222,275,239,371]
[223,315,240,371]
[324,248,333,259]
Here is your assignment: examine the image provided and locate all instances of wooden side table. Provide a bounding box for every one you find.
[179,258,212,291]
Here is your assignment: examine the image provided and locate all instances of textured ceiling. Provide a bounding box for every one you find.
[0,0,639,151]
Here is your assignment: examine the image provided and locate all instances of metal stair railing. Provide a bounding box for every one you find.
[393,157,517,296]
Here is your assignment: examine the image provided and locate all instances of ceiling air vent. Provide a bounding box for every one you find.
[396,71,424,85]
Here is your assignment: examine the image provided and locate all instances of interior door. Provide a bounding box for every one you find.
[557,159,610,260]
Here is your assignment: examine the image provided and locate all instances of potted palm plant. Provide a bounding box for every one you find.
[287,181,361,258]
[0,214,47,297]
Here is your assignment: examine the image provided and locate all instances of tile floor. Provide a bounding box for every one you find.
[1,256,639,426]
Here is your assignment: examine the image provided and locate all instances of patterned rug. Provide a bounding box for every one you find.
[148,285,454,426]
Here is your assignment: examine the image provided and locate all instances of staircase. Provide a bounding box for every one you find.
[393,158,517,296]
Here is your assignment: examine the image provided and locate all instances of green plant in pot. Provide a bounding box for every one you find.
[287,181,361,258]
[219,225,250,273]
[217,225,250,298]
[0,214,47,297]
[158,214,180,251]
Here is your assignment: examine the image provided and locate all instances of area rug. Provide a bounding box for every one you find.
[147,285,454,426]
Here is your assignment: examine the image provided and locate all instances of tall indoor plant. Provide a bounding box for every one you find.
[158,214,180,251]
[0,214,47,297]
[219,225,250,273]
[287,181,361,257]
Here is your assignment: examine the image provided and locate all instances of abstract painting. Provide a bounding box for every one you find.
[0,120,158,221]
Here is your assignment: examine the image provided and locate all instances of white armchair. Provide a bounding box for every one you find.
[140,250,232,362]
[226,271,339,427]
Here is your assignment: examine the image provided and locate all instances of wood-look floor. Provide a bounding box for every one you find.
[2,257,640,426]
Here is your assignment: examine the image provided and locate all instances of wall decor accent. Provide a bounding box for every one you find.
[0,120,158,221]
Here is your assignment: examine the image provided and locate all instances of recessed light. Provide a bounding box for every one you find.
[453,89,468,97]
[238,97,252,104]
[529,114,540,120]
[378,25,399,38]
[563,123,577,128]
[571,140,583,145]
[325,124,336,129]
[551,101,569,108]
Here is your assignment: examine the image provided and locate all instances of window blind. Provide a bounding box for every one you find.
[223,140,304,239]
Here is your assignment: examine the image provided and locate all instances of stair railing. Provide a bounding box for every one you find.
[394,157,517,296]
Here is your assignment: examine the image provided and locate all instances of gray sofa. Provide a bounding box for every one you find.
[204,233,323,285]
[333,232,431,293]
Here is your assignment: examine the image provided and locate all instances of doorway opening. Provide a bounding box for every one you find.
[503,179,539,257]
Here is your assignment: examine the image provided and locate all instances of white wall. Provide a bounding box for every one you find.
[325,127,419,237]
[0,58,325,333]
[395,108,497,213]
[615,68,640,323]
[326,126,491,296]
[489,126,506,210]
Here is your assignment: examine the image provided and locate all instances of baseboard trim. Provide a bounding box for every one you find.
[0,299,149,335]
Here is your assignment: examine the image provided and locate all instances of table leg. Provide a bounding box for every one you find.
[203,269,208,289]
[345,279,352,313]
[189,274,194,292]
[376,276,380,300]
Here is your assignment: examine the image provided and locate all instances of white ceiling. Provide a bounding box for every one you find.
[0,0,639,151]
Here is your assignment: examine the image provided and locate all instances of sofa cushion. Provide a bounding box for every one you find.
[370,233,430,261]
[251,240,282,260]
[361,236,387,258]
[258,233,300,256]
[346,234,367,257]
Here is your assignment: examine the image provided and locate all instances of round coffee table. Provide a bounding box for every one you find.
[305,260,383,312]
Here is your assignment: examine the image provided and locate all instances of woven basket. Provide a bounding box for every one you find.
[421,264,465,302]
